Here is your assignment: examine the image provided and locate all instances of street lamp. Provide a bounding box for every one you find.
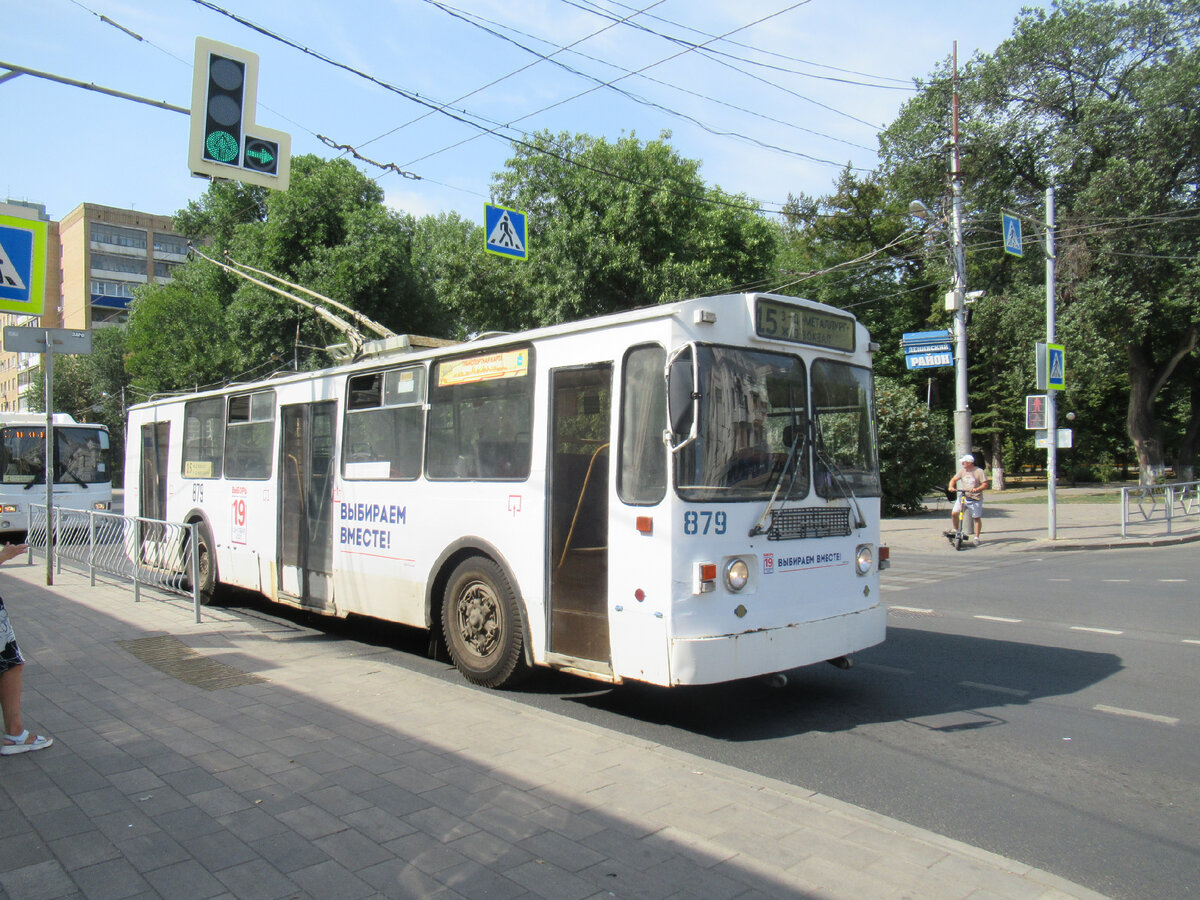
[910,197,972,460]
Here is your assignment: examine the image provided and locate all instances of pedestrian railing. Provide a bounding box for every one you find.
[26,506,203,622]
[1120,480,1200,537]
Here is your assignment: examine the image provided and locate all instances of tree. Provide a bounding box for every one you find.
[875,377,951,514]
[127,155,439,394]
[881,0,1200,484]
[490,131,779,325]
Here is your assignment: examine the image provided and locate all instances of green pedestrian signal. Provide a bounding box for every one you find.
[188,38,292,190]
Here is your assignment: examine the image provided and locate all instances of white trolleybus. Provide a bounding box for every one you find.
[0,413,113,536]
[125,293,886,688]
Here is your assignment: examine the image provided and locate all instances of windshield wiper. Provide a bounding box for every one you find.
[813,419,866,530]
[749,418,809,538]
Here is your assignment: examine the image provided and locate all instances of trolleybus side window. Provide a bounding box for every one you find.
[618,344,667,505]
[225,390,275,480]
[344,365,426,480]
[182,397,224,479]
[811,360,880,498]
[426,346,533,481]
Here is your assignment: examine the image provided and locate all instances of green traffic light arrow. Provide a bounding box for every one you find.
[245,146,275,166]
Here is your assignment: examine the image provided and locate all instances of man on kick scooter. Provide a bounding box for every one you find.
[947,453,989,546]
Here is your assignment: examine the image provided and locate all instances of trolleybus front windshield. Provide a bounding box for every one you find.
[0,426,112,486]
[674,346,810,502]
[673,348,880,503]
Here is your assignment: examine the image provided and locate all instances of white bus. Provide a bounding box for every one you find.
[124,293,887,688]
[0,413,113,535]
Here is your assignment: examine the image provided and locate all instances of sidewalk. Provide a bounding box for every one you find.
[0,565,1112,900]
[882,487,1200,556]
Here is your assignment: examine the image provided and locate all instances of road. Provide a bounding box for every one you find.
[222,545,1199,900]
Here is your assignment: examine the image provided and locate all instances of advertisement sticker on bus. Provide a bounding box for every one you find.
[336,499,408,554]
[762,551,847,574]
[437,349,529,387]
[231,486,248,545]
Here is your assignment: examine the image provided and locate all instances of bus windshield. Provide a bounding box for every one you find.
[674,346,810,502]
[812,360,881,498]
[0,426,112,486]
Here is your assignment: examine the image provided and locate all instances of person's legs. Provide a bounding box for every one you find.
[0,662,23,737]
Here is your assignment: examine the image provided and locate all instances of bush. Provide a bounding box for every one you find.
[875,377,950,515]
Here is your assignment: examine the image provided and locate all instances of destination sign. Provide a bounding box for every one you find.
[755,298,855,352]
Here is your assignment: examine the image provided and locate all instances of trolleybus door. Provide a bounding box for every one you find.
[278,402,336,609]
[547,365,612,669]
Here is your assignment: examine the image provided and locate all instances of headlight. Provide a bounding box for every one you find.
[855,544,874,575]
[724,558,749,592]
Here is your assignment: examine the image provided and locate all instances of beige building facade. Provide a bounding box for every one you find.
[0,201,183,411]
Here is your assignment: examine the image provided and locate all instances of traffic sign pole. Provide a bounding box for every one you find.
[1045,187,1058,539]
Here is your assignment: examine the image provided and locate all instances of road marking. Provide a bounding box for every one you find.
[859,662,914,676]
[1071,626,1124,635]
[1158,579,1187,583]
[888,605,935,615]
[960,681,1030,697]
[1093,705,1179,726]
[1184,639,1200,646]
[974,615,1022,623]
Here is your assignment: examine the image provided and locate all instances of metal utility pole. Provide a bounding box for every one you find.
[949,42,971,460]
[1045,187,1058,538]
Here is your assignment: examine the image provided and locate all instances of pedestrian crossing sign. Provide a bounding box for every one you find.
[485,203,528,261]
[0,214,48,315]
[1047,343,1065,390]
[1002,211,1023,257]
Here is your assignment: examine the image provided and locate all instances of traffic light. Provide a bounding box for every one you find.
[188,38,291,191]
[1026,394,1047,430]
[200,51,246,166]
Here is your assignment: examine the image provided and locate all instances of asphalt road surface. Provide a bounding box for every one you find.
[220,544,1199,900]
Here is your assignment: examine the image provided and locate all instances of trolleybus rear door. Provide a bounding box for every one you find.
[278,402,336,609]
[547,365,612,672]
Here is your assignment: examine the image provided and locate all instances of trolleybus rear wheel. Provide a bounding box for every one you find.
[441,557,527,688]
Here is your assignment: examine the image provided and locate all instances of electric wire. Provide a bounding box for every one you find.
[188,0,793,216]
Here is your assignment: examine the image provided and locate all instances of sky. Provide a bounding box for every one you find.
[3,0,1050,225]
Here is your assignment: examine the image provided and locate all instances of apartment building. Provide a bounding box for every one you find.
[0,201,184,410]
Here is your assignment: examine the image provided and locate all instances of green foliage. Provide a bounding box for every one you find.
[866,0,1200,483]
[490,130,779,325]
[127,156,437,394]
[875,377,951,514]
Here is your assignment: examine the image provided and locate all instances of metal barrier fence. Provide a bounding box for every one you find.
[1121,480,1200,538]
[27,506,203,622]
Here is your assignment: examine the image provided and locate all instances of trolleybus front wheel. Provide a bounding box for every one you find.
[441,557,527,688]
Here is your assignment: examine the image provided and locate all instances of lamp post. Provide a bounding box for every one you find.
[910,198,972,460]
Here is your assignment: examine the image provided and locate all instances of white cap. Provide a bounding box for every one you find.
[960,454,976,464]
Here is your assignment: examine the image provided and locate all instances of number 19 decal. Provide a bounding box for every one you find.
[684,510,727,535]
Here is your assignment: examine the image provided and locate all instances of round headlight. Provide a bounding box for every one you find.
[855,544,874,575]
[725,558,750,592]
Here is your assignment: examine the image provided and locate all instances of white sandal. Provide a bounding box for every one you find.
[2,729,53,755]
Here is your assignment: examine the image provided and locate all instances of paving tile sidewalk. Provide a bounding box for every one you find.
[1,563,1109,900]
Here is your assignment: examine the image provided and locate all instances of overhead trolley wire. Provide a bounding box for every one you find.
[188,0,795,216]
[412,0,859,170]
[577,0,917,88]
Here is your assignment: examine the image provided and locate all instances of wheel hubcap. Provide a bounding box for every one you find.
[456,580,500,658]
